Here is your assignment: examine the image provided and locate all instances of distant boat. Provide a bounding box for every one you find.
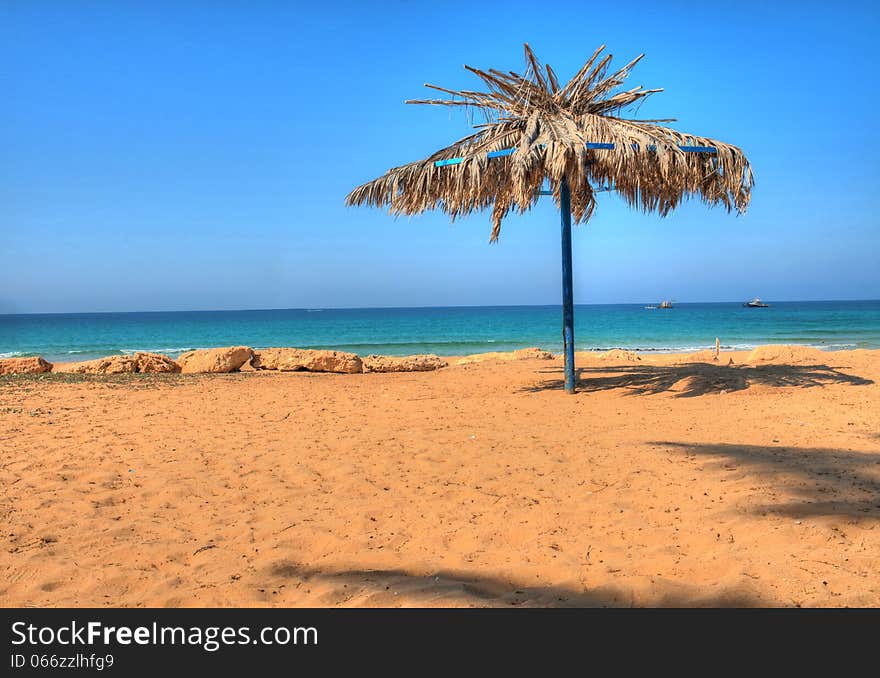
[743,297,769,308]
[644,304,658,310]
[658,300,674,309]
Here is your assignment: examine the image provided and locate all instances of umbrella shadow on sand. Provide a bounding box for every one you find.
[268,562,762,608]
[522,362,873,397]
[654,441,880,521]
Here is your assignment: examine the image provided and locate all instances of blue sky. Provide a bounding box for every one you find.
[2,1,878,313]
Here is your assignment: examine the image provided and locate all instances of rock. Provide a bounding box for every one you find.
[362,354,447,373]
[0,356,53,374]
[54,352,180,374]
[745,345,827,365]
[251,348,362,374]
[54,356,138,374]
[597,349,641,362]
[132,352,180,373]
[512,347,554,360]
[176,347,253,374]
[456,347,555,365]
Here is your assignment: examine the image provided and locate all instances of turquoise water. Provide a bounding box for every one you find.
[1,301,879,363]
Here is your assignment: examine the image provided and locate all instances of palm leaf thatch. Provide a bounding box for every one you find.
[346,44,753,242]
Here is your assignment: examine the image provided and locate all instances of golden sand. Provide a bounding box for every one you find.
[1,347,878,607]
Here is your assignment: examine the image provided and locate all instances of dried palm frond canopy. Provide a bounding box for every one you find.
[346,43,753,242]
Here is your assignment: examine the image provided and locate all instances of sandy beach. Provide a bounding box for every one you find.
[1,346,878,607]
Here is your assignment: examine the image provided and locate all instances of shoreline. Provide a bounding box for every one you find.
[0,341,875,370]
[1,343,878,377]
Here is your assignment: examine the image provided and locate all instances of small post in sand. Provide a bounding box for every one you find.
[714,337,720,361]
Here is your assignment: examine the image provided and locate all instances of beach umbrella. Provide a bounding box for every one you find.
[346,44,753,393]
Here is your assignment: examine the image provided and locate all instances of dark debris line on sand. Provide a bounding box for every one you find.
[0,371,221,390]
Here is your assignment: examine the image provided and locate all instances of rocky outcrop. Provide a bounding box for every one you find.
[745,345,827,365]
[362,354,447,373]
[176,347,252,374]
[251,348,362,374]
[54,356,138,374]
[134,353,181,373]
[512,347,554,360]
[0,356,53,375]
[54,352,180,374]
[456,347,555,365]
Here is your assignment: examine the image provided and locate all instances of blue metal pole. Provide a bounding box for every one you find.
[559,177,576,394]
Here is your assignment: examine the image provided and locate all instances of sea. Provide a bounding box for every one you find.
[1,301,879,364]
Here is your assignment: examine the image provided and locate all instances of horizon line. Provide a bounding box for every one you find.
[3,298,879,317]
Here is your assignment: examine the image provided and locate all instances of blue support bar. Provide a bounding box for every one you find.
[678,145,716,153]
[434,158,464,167]
[435,143,717,167]
[559,177,576,394]
[486,148,516,159]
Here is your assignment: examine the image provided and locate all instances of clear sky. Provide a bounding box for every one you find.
[2,1,879,313]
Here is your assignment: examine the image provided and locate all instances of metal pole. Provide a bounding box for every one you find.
[559,176,576,393]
